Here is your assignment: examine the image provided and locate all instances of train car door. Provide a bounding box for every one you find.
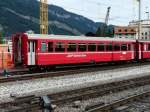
[28,41,35,65]
[138,42,142,60]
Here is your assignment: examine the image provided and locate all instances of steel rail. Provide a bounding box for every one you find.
[1,75,150,112]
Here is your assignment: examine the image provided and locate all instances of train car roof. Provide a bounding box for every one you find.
[138,40,150,43]
[25,33,136,42]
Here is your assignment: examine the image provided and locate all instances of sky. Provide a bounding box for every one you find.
[45,0,150,26]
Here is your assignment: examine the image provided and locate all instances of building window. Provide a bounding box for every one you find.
[145,32,148,35]
[125,29,127,32]
[145,37,148,40]
[119,29,121,32]
[88,43,96,51]
[55,42,65,52]
[67,43,76,52]
[41,42,46,52]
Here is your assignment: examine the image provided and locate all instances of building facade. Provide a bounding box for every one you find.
[114,26,136,39]
[129,20,150,40]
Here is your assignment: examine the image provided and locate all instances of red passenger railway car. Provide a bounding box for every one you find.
[12,33,139,69]
[139,40,150,60]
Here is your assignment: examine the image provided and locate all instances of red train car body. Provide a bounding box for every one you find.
[139,40,150,59]
[12,33,150,68]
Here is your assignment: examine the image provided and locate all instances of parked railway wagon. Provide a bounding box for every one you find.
[12,33,138,69]
[139,40,150,60]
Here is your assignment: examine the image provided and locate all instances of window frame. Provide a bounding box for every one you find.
[106,43,113,51]
[121,44,127,51]
[41,42,47,52]
[114,44,120,51]
[55,42,65,52]
[67,43,77,52]
[88,43,96,52]
[78,43,87,52]
[48,42,53,52]
[97,43,105,51]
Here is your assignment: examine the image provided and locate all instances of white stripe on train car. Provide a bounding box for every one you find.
[36,51,133,55]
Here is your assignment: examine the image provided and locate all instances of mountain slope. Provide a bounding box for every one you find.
[0,0,101,36]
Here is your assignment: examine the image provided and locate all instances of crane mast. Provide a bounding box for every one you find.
[105,7,111,25]
[40,0,48,34]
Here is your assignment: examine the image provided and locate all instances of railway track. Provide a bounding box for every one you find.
[0,62,150,83]
[1,75,150,112]
[85,91,150,112]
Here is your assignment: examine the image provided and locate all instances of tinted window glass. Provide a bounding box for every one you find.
[98,44,105,51]
[114,44,120,51]
[67,43,76,52]
[148,44,150,51]
[128,44,131,51]
[55,42,65,52]
[48,42,53,52]
[78,43,86,52]
[88,43,96,51]
[121,44,127,51]
[41,42,46,52]
[106,44,113,51]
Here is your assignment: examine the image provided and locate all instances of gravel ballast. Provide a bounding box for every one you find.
[0,64,150,103]
[55,85,150,112]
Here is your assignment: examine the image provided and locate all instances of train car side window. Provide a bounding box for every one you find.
[88,43,96,51]
[128,44,131,51]
[148,44,150,51]
[106,44,113,51]
[121,44,127,51]
[67,43,76,52]
[98,43,105,51]
[41,42,46,52]
[48,42,53,52]
[78,43,87,52]
[55,42,65,52]
[114,44,120,51]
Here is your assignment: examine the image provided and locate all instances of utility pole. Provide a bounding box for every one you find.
[146,11,149,20]
[40,0,48,34]
[138,0,142,40]
[146,7,149,20]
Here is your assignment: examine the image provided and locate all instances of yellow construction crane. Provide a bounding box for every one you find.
[40,0,48,34]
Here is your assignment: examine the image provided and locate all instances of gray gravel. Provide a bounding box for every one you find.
[0,65,150,103]
[55,85,150,112]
